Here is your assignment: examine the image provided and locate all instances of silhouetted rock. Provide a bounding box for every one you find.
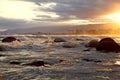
[23,61,44,66]
[0,54,6,57]
[82,58,102,63]
[59,59,65,63]
[2,37,19,43]
[9,61,21,65]
[54,38,66,42]
[83,49,90,51]
[85,40,99,48]
[96,37,120,52]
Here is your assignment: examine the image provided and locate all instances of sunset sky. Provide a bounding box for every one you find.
[0,0,120,31]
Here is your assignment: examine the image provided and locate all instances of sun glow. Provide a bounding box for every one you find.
[0,0,39,21]
[0,0,59,21]
[62,19,93,25]
[104,13,120,22]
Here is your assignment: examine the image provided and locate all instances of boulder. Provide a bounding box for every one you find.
[96,37,120,52]
[85,40,99,48]
[54,37,66,42]
[2,37,19,43]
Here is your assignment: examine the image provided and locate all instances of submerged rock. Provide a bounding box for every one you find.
[9,61,21,65]
[85,40,99,48]
[83,49,90,51]
[2,37,20,43]
[96,37,120,52]
[54,37,66,42]
[82,58,102,63]
[76,38,84,41]
[22,61,45,66]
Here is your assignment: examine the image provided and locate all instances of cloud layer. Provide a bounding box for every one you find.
[0,0,120,30]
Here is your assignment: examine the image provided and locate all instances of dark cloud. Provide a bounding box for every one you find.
[25,0,120,20]
[0,17,34,29]
[1,0,120,29]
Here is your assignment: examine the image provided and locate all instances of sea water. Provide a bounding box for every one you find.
[0,34,120,80]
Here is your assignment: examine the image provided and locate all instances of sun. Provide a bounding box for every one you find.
[104,13,120,22]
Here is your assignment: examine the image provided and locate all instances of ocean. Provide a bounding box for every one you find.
[0,34,120,80]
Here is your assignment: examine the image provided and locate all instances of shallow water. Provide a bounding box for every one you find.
[0,35,120,80]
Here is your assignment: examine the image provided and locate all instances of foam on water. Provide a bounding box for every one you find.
[0,34,120,80]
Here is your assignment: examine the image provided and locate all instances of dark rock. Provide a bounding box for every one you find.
[23,61,45,66]
[54,38,66,42]
[2,37,19,43]
[96,37,120,52]
[82,59,93,62]
[85,40,99,48]
[94,60,102,63]
[0,54,6,57]
[76,38,84,41]
[9,61,21,65]
[59,59,65,63]
[83,49,90,51]
[82,58,102,63]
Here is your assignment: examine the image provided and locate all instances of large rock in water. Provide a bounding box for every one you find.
[85,40,99,48]
[54,37,66,42]
[96,38,120,52]
[2,37,19,43]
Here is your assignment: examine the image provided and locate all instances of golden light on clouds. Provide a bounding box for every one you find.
[104,13,120,23]
[0,0,38,21]
[0,0,59,21]
[62,19,93,25]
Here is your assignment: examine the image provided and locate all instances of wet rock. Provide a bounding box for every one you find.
[63,42,77,48]
[2,37,20,43]
[96,37,120,52]
[9,61,21,65]
[22,61,45,66]
[0,54,7,57]
[59,59,65,63]
[85,40,99,48]
[76,38,84,41]
[83,49,90,51]
[54,37,66,42]
[82,59,93,62]
[82,58,102,63]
